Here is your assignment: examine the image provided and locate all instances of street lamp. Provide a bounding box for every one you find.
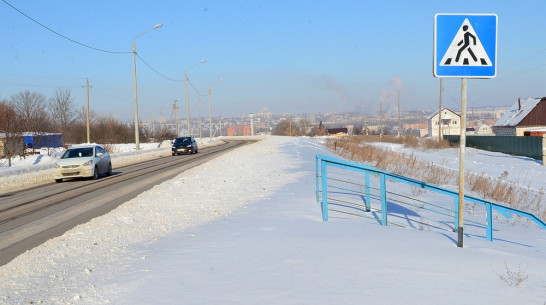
[133,23,162,150]
[185,59,206,136]
[207,78,224,140]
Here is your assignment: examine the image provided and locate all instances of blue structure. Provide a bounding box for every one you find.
[23,133,63,149]
[316,154,546,242]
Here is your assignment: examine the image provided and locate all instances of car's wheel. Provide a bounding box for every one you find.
[172,152,175,156]
[55,178,63,183]
[194,148,198,154]
[106,163,112,176]
[93,166,99,180]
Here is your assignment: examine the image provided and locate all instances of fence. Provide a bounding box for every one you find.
[444,134,546,164]
[315,154,546,242]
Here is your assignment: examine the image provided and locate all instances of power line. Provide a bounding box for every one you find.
[188,79,208,96]
[136,53,183,82]
[2,0,131,54]
[136,54,209,97]
[499,47,546,73]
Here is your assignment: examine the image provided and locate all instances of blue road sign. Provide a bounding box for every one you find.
[434,14,498,78]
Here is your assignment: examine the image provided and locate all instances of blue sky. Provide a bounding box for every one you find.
[1,0,545,121]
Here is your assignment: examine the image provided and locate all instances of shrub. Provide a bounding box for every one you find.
[324,135,545,221]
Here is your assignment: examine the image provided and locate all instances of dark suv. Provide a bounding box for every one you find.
[172,136,198,155]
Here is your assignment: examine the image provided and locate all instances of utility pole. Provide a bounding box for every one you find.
[397,91,401,137]
[439,78,443,141]
[208,88,212,140]
[289,120,292,136]
[249,113,255,136]
[198,96,202,139]
[185,73,190,136]
[82,78,92,143]
[174,100,179,137]
[379,102,383,138]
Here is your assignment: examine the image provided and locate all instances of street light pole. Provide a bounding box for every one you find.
[207,78,224,140]
[198,96,202,139]
[185,59,206,136]
[132,23,162,150]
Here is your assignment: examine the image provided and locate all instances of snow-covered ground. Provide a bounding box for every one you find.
[0,136,545,304]
[369,141,546,192]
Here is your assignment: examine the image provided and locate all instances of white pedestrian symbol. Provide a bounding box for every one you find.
[440,19,491,66]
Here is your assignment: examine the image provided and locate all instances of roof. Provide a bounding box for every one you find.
[426,108,460,120]
[0,132,61,138]
[493,97,541,127]
[526,127,546,132]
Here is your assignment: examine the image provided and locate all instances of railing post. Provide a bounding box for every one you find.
[380,173,387,226]
[542,134,546,166]
[315,156,320,204]
[365,172,371,212]
[321,160,329,221]
[486,203,493,241]
[454,196,459,231]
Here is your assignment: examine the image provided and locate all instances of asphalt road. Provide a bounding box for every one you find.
[0,140,250,266]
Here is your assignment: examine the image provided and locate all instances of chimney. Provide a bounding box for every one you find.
[518,97,521,111]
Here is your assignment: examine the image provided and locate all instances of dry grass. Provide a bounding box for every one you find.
[499,260,528,287]
[325,135,546,221]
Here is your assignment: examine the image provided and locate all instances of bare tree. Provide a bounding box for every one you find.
[272,120,301,136]
[10,90,50,132]
[49,89,75,133]
[0,101,25,166]
[92,115,135,144]
[63,105,98,144]
[75,105,97,126]
[297,118,312,136]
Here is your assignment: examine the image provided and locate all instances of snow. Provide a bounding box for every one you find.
[1,136,545,304]
[370,142,546,192]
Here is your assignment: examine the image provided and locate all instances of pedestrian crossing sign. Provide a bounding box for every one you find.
[434,14,498,78]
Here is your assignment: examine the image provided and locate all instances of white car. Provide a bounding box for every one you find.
[53,144,112,183]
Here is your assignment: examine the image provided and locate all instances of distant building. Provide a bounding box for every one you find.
[403,122,428,130]
[327,128,348,136]
[427,108,461,138]
[0,132,62,157]
[475,124,493,135]
[227,125,255,136]
[492,97,546,136]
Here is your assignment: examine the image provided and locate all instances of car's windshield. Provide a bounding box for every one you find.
[174,137,191,144]
[61,148,94,159]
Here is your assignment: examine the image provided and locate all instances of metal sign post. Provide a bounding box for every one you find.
[434,13,497,247]
[458,78,467,247]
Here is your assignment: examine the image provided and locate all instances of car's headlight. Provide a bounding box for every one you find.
[54,163,60,168]
[186,145,192,148]
[82,160,93,166]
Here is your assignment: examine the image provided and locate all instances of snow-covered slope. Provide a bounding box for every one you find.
[0,136,545,305]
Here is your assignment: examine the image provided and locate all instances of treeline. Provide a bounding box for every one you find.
[271,119,327,137]
[0,89,175,159]
[271,119,368,137]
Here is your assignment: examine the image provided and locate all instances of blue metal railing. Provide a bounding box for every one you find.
[316,154,546,242]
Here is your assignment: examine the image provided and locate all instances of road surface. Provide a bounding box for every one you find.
[0,140,250,266]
